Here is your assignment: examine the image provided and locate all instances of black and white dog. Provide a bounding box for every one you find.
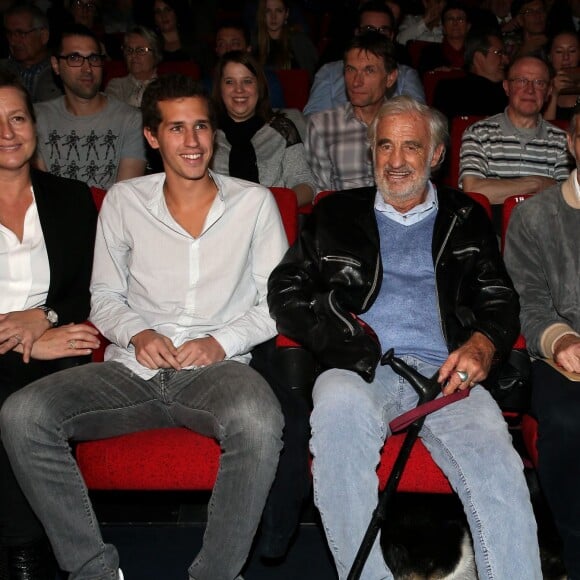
[381,494,477,580]
[380,486,567,580]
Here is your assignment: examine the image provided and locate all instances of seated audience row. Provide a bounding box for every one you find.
[0,67,547,578]
[0,71,289,580]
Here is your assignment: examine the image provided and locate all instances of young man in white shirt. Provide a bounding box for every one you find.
[0,74,288,580]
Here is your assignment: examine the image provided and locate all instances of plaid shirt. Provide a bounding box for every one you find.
[305,102,375,195]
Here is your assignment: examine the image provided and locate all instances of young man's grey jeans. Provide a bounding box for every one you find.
[0,360,283,580]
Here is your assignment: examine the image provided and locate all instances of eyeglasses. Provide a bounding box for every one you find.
[508,77,549,90]
[358,24,392,36]
[485,48,507,57]
[5,27,41,40]
[520,7,545,15]
[57,52,105,67]
[72,0,97,9]
[123,46,154,56]
[444,16,467,23]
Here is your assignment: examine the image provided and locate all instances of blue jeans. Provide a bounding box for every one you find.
[310,357,542,580]
[0,360,283,580]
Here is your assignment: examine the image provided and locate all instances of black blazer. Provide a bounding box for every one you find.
[0,169,98,394]
[31,169,98,324]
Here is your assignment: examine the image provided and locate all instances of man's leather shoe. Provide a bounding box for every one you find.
[1,545,9,580]
[7,539,56,580]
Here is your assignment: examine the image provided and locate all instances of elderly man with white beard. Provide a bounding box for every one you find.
[268,96,542,580]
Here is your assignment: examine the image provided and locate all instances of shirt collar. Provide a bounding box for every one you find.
[501,108,546,140]
[374,181,438,226]
[344,100,387,126]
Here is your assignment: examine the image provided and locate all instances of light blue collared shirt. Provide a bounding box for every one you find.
[374,181,438,226]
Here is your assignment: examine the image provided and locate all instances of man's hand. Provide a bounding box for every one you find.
[438,332,496,395]
[553,334,580,373]
[130,329,181,370]
[175,336,226,368]
[0,309,51,362]
[551,70,575,97]
[13,323,100,360]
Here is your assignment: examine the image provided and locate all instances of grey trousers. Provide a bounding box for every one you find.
[0,360,284,580]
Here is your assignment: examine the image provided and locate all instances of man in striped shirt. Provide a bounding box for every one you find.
[459,55,570,224]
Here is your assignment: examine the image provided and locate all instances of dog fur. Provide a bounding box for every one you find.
[380,494,477,580]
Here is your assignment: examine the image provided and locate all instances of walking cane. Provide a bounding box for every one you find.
[346,349,462,580]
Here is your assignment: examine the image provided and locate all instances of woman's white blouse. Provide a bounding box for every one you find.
[0,189,50,312]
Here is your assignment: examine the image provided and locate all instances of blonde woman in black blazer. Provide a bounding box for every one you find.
[0,71,98,580]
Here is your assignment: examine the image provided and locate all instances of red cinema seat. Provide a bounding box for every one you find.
[444,115,484,188]
[501,194,532,252]
[407,40,439,70]
[422,69,465,107]
[502,193,538,467]
[274,69,310,111]
[158,60,201,80]
[102,60,128,89]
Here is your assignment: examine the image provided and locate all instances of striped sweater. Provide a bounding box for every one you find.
[458,111,570,185]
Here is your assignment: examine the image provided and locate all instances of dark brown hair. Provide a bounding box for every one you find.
[142,73,216,134]
[212,50,273,123]
[0,69,36,123]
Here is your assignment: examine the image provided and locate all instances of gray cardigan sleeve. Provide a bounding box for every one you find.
[280,141,315,191]
[504,188,578,357]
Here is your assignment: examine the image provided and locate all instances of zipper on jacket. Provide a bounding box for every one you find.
[328,290,356,336]
[321,255,362,267]
[452,246,480,256]
[361,252,381,311]
[434,214,459,342]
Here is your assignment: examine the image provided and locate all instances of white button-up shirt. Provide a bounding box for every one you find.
[90,172,289,379]
[0,189,50,313]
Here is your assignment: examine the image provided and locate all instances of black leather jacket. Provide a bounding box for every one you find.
[267,186,520,382]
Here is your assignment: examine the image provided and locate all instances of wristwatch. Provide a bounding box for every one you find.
[39,306,59,327]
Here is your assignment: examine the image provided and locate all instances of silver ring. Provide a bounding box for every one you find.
[457,370,469,382]
[13,334,22,343]
[68,339,77,349]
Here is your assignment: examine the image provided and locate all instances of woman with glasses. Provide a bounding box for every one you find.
[418,2,471,76]
[544,30,580,121]
[0,70,98,580]
[510,0,548,59]
[254,0,318,78]
[106,26,162,108]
